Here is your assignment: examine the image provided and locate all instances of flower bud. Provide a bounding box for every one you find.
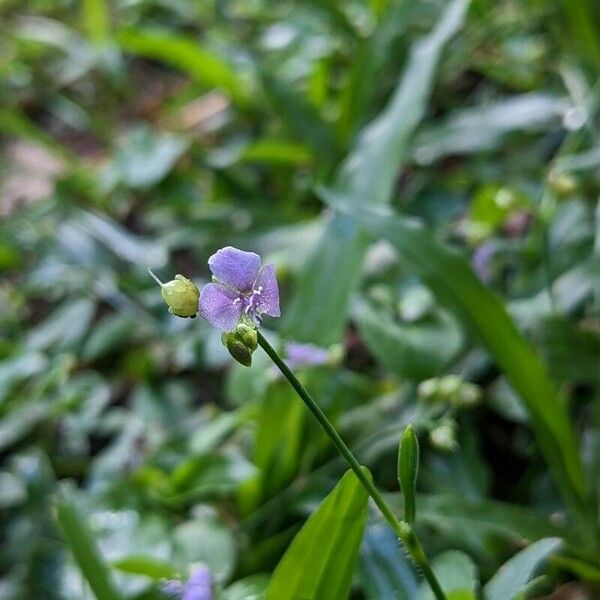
[235,323,258,352]
[221,323,258,367]
[148,269,199,318]
[398,423,419,524]
[548,170,577,198]
[429,419,458,452]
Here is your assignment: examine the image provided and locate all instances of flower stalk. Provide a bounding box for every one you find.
[256,331,447,600]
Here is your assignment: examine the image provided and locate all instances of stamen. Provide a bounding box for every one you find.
[233,297,241,304]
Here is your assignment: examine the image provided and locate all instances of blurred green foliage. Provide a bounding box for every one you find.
[1,0,600,598]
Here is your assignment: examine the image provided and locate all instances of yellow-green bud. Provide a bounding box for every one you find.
[548,170,577,198]
[398,423,419,524]
[148,269,199,318]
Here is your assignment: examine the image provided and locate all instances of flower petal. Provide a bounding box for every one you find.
[254,264,280,317]
[199,283,243,331]
[208,246,261,292]
[285,342,329,369]
[183,567,213,600]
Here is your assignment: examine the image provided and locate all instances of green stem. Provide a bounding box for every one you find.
[257,331,447,600]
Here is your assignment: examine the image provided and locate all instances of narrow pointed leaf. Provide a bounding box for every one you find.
[283,0,470,344]
[56,486,123,600]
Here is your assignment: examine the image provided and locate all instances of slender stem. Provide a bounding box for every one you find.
[257,331,447,600]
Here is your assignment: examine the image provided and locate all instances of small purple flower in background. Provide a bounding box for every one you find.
[285,342,330,369]
[162,566,213,600]
[199,246,280,331]
[472,242,495,283]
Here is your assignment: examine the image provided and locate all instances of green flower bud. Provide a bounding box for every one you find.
[221,322,259,367]
[548,170,577,198]
[429,419,458,453]
[417,378,439,400]
[148,269,199,318]
[235,323,258,352]
[438,374,462,399]
[398,423,419,524]
[452,381,482,408]
[222,333,253,367]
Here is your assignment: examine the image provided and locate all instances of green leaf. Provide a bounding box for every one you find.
[359,523,418,600]
[354,299,462,379]
[483,538,562,600]
[114,124,188,189]
[283,0,470,344]
[417,494,574,547]
[117,29,249,106]
[419,551,478,600]
[112,555,180,580]
[0,471,27,508]
[320,194,589,533]
[265,469,369,600]
[222,574,270,600]
[172,515,236,582]
[81,0,109,43]
[55,485,123,600]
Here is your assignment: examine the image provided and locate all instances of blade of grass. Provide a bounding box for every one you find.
[55,485,123,600]
[283,0,470,343]
[117,29,249,107]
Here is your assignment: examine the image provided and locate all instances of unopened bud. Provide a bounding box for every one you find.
[398,423,419,524]
[548,170,577,198]
[221,322,258,367]
[429,420,458,452]
[148,269,199,318]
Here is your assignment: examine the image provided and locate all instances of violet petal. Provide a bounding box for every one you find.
[208,246,261,293]
[199,283,243,331]
[253,264,280,317]
[182,567,213,600]
[285,342,329,369]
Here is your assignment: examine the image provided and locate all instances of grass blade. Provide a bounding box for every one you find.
[283,0,470,343]
[55,486,123,600]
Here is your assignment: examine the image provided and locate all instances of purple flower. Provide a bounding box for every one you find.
[162,566,213,600]
[472,242,495,283]
[285,342,329,369]
[182,567,213,600]
[199,246,280,331]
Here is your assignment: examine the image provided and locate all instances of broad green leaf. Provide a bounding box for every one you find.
[117,29,249,106]
[55,485,123,600]
[283,0,470,344]
[112,555,180,580]
[354,299,462,379]
[483,538,562,600]
[112,124,188,189]
[320,194,589,532]
[359,523,419,600]
[265,469,369,600]
[416,494,574,547]
[419,551,478,600]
